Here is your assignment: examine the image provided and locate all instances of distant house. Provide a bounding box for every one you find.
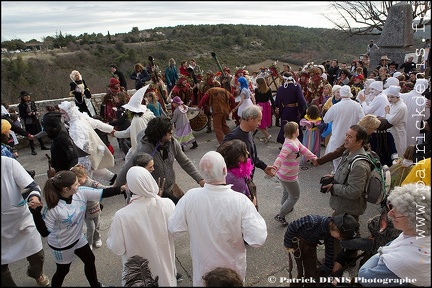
[25,42,44,51]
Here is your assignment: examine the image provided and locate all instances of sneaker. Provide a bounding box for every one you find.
[274,214,288,226]
[26,271,50,287]
[176,272,183,282]
[95,239,102,248]
[265,135,272,143]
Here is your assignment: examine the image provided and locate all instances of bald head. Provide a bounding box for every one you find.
[199,151,227,184]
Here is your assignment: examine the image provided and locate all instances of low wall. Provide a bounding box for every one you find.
[9,90,137,150]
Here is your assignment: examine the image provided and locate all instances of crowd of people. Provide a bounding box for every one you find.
[1,51,431,287]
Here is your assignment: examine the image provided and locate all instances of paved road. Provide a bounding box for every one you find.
[8,121,378,287]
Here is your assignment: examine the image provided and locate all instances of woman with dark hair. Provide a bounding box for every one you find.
[17,91,49,155]
[217,139,254,202]
[29,170,125,287]
[115,117,205,204]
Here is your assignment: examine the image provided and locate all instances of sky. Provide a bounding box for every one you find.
[1,1,340,42]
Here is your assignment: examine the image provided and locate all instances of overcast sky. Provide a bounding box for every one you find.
[1,1,340,42]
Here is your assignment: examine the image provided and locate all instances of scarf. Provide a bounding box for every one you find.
[228,158,254,180]
[332,97,341,105]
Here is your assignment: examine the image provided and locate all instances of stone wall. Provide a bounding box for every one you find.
[9,90,137,149]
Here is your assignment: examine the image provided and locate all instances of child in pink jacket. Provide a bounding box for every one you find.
[272,121,317,226]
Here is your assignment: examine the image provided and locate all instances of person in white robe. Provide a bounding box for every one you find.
[58,101,116,184]
[168,151,267,287]
[400,79,431,147]
[384,86,407,157]
[113,85,156,162]
[106,166,176,287]
[358,81,390,117]
[324,86,365,171]
[1,156,49,287]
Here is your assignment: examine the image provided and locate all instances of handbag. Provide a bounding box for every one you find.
[246,178,258,210]
[171,183,185,199]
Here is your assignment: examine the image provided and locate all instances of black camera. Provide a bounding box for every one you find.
[320,176,334,193]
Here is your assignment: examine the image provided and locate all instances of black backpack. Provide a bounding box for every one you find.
[347,151,391,205]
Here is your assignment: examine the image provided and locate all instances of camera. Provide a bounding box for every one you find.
[320,176,334,193]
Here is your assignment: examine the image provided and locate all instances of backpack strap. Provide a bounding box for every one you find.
[343,154,370,185]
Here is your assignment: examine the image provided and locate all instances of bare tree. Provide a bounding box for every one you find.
[324,1,431,36]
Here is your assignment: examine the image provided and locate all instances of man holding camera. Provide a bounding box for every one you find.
[321,125,371,223]
[321,124,371,268]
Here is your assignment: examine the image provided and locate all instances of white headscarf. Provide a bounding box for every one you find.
[126,166,159,198]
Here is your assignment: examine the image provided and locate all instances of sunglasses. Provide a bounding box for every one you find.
[386,201,406,219]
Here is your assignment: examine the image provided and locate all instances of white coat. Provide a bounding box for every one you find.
[360,92,390,117]
[107,167,176,287]
[324,98,365,155]
[400,81,430,147]
[385,99,407,156]
[168,183,267,286]
[1,156,43,264]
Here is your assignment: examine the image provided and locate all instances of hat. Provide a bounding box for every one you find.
[393,72,403,78]
[1,119,11,134]
[380,55,390,61]
[41,111,63,129]
[109,77,120,87]
[386,85,401,97]
[369,81,383,92]
[354,74,364,81]
[331,85,342,93]
[333,213,359,239]
[388,61,399,69]
[20,91,31,97]
[177,76,188,84]
[122,85,149,113]
[171,96,183,105]
[339,85,353,98]
[384,77,399,88]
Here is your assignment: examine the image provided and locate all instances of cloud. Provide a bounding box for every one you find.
[1,1,334,42]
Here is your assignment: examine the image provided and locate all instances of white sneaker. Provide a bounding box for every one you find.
[95,239,102,248]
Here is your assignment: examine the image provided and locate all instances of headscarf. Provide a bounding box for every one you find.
[126,166,159,198]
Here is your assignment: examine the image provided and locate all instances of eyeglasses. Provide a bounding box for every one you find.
[386,201,406,219]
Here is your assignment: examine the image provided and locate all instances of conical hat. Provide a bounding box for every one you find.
[122,85,149,113]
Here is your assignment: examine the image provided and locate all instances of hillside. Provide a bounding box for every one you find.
[0,24,407,104]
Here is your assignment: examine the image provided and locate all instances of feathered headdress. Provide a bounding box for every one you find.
[123,255,159,287]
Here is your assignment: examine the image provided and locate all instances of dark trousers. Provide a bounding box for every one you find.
[1,249,45,287]
[292,238,317,287]
[52,244,99,287]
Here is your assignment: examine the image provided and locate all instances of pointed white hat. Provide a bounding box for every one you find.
[122,85,149,113]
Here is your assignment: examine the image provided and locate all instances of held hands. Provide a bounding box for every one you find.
[28,196,42,209]
[264,166,276,177]
[157,177,166,197]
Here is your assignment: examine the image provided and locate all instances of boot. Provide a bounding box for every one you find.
[191,141,198,149]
